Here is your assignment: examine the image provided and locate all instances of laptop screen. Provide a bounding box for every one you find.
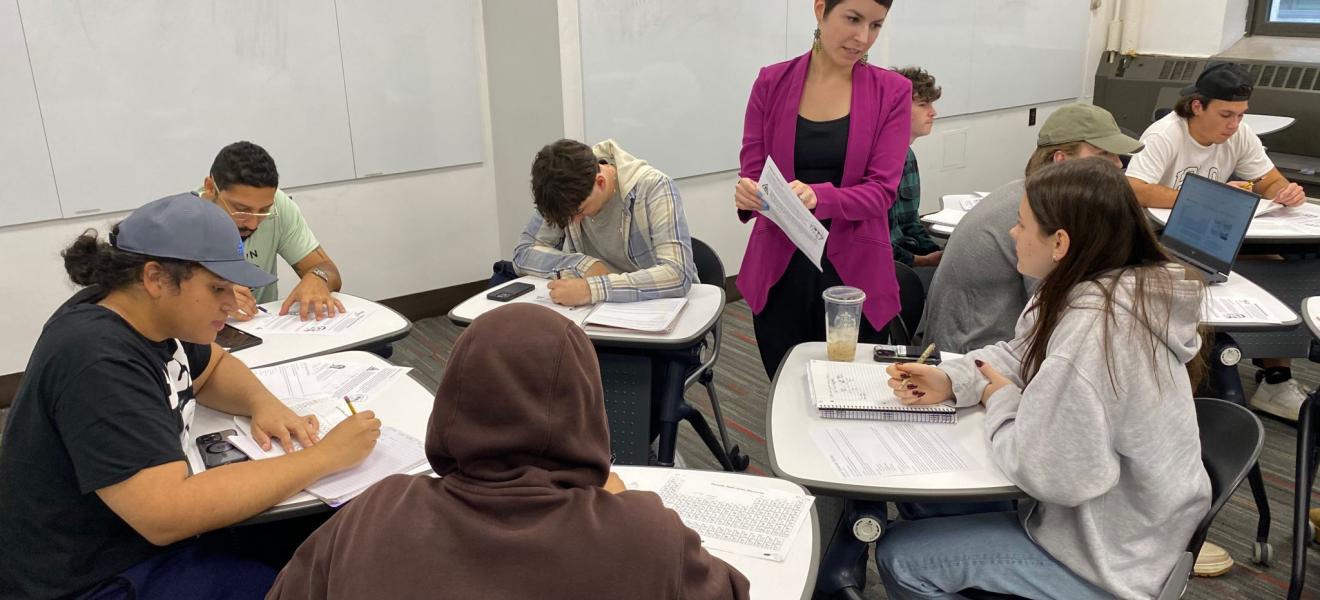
[1160,173,1257,274]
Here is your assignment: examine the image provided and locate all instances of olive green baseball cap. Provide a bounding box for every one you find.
[1037,103,1144,155]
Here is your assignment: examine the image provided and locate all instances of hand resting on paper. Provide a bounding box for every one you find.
[886,362,952,405]
[308,411,383,472]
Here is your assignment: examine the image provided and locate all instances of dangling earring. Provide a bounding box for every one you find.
[861,53,869,64]
[813,27,822,52]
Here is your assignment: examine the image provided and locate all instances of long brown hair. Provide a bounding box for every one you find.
[1018,157,1207,390]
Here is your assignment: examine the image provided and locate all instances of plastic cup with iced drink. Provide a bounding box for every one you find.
[822,286,866,361]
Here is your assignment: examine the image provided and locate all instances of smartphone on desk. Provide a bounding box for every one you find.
[196,429,249,469]
[487,282,534,302]
[872,344,942,365]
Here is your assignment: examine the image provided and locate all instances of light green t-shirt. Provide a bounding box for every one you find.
[198,188,320,303]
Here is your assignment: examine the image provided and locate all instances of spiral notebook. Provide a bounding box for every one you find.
[807,360,956,424]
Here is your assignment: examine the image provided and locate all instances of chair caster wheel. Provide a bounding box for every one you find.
[1253,541,1274,566]
[729,446,750,472]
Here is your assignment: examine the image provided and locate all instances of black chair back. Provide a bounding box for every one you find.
[691,238,725,287]
[1153,107,1174,123]
[1190,397,1265,556]
[891,261,926,345]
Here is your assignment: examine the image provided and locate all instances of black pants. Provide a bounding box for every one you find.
[752,250,888,380]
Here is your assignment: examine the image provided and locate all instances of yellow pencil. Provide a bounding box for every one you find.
[343,395,357,415]
[915,343,937,365]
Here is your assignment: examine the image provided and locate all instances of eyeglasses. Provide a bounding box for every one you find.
[211,176,278,219]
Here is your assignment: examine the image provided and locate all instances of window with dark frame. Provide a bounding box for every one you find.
[1250,0,1320,37]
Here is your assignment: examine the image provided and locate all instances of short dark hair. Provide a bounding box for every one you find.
[62,225,196,291]
[210,141,279,191]
[530,139,599,229]
[823,0,894,15]
[1173,93,1239,119]
[896,66,941,103]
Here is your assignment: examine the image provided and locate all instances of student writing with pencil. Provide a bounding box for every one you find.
[873,158,1212,599]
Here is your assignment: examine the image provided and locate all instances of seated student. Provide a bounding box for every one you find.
[889,66,944,268]
[874,158,1211,600]
[512,139,698,306]
[922,103,1142,353]
[0,194,381,599]
[268,303,750,600]
[199,141,346,321]
[1126,62,1306,210]
[1126,63,1310,421]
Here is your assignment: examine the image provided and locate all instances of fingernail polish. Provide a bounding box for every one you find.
[974,359,984,367]
[906,384,917,390]
[914,391,925,397]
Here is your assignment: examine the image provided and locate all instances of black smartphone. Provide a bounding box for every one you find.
[486,282,535,302]
[216,325,262,352]
[872,344,942,365]
[196,429,249,469]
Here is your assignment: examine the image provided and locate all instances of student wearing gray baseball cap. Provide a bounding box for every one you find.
[0,193,381,599]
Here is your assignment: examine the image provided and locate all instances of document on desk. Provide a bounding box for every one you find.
[231,304,373,336]
[921,209,967,228]
[647,473,813,562]
[1251,204,1320,235]
[231,396,353,444]
[251,361,410,404]
[513,292,595,326]
[584,297,687,332]
[759,156,828,271]
[1203,295,1287,325]
[228,426,427,506]
[809,423,979,479]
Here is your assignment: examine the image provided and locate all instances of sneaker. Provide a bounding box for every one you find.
[1249,379,1310,421]
[1311,508,1320,543]
[1194,542,1234,577]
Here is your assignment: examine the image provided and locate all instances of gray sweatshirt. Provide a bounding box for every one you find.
[940,265,1211,600]
[921,179,1037,353]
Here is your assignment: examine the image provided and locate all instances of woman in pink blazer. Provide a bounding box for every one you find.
[734,0,911,378]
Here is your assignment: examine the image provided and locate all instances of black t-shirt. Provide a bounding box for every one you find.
[794,113,850,188]
[0,286,212,599]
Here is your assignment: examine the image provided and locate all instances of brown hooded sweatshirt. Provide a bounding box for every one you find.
[268,303,750,600]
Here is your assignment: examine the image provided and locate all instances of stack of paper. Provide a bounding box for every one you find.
[648,473,813,562]
[1202,295,1289,325]
[920,209,967,228]
[584,298,687,332]
[228,426,427,506]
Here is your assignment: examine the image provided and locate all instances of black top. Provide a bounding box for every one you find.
[0,286,211,599]
[793,114,850,188]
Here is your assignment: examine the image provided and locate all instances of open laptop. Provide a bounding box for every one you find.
[1159,173,1258,284]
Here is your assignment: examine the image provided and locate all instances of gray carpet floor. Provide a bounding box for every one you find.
[393,299,1320,600]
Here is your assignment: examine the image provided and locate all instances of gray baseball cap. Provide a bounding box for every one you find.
[1037,103,1144,156]
[114,193,277,288]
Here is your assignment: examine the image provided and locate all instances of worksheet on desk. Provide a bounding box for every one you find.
[647,473,813,562]
[231,304,374,336]
[808,423,981,479]
[251,361,410,404]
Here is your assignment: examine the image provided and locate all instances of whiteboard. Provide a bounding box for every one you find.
[9,0,486,224]
[579,0,787,180]
[336,0,484,177]
[0,0,60,227]
[580,0,1091,179]
[21,0,356,218]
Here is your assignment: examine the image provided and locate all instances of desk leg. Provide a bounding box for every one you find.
[1207,332,1275,565]
[816,500,886,600]
[1288,392,1320,600]
[653,353,687,468]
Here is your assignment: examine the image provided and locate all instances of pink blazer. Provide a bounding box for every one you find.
[736,52,912,329]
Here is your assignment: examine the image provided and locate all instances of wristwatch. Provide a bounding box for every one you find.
[308,266,331,283]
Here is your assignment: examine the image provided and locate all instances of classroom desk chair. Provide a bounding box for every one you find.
[1287,297,1320,600]
[963,398,1264,600]
[889,260,926,346]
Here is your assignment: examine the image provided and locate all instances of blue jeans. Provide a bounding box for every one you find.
[874,510,1114,600]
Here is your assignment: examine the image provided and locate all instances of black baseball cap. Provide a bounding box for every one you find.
[114,193,277,288]
[1182,63,1254,102]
